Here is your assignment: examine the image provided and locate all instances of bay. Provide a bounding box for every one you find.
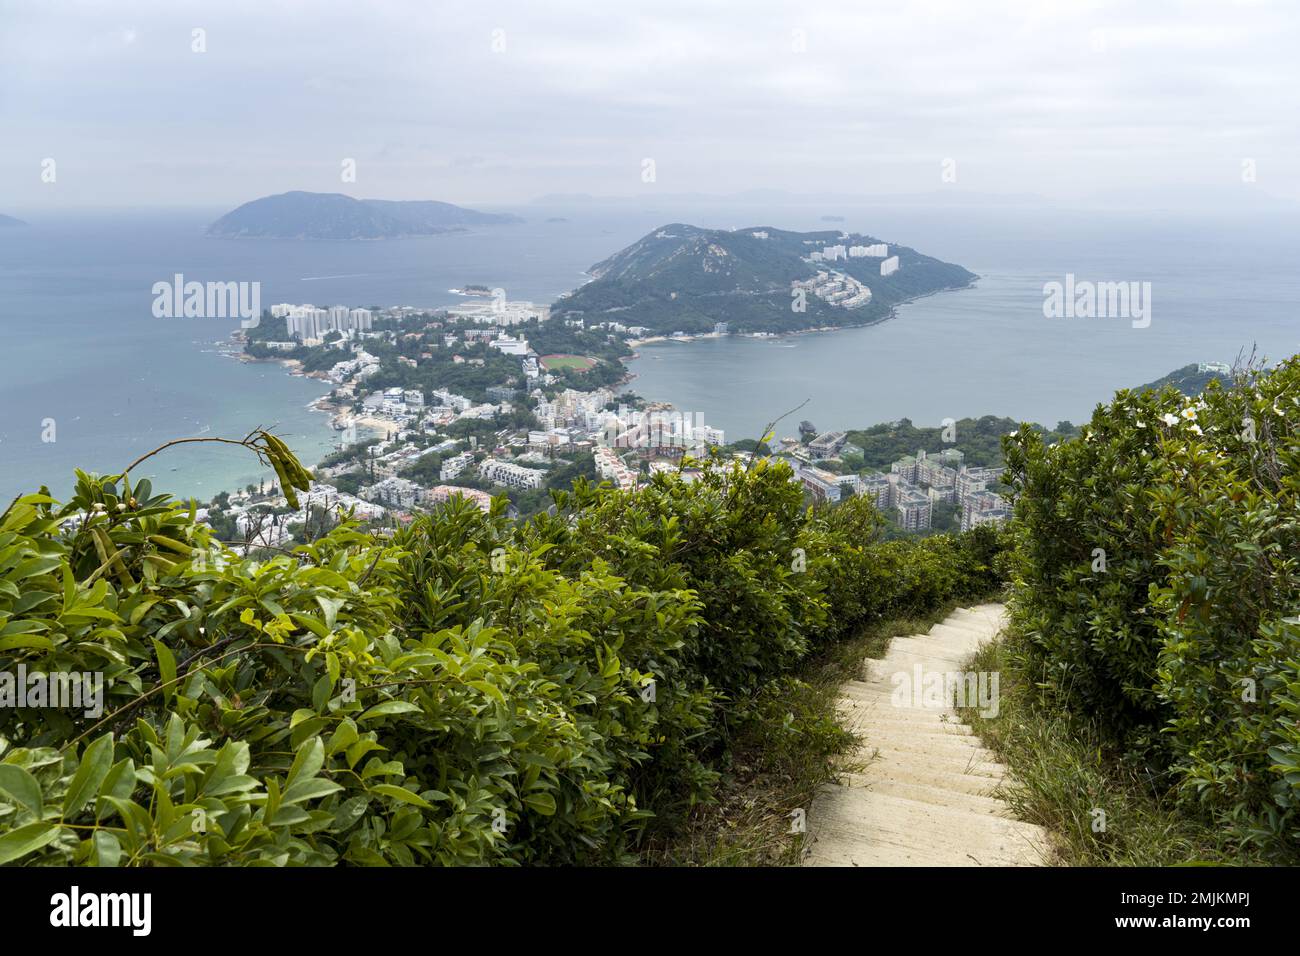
[2,202,1298,505]
[624,206,1300,442]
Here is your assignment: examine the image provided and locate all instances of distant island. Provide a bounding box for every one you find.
[550,223,975,334]
[0,213,26,227]
[206,191,522,240]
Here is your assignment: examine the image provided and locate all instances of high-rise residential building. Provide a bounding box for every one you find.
[425,485,494,513]
[961,489,1010,531]
[894,485,932,531]
[891,454,920,482]
[858,473,892,509]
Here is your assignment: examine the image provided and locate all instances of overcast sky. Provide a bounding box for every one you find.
[2,0,1297,212]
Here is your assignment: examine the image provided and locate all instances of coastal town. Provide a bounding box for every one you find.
[203,281,1012,550]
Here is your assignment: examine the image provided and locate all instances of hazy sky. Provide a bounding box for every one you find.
[2,0,1297,212]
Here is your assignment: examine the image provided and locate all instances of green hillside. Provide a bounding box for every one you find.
[552,223,976,334]
[1134,362,1231,396]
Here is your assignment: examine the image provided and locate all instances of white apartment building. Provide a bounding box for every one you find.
[440,452,475,481]
[955,466,1003,507]
[894,485,932,531]
[594,447,639,490]
[479,458,545,489]
[430,389,473,412]
[961,489,1011,531]
[849,243,888,258]
[858,473,892,508]
[425,485,494,513]
[490,335,530,356]
[280,303,375,341]
[880,256,901,277]
[797,465,843,504]
[359,476,422,509]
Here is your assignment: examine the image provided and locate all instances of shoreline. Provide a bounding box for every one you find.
[618,277,980,403]
[199,274,979,504]
[207,345,388,501]
[624,277,979,349]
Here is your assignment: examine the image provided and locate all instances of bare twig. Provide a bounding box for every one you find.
[121,429,264,477]
[748,398,810,469]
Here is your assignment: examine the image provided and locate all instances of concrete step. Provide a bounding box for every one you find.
[854,743,1006,778]
[842,763,1008,798]
[834,708,976,735]
[840,775,1013,817]
[804,602,1050,868]
[807,787,1048,866]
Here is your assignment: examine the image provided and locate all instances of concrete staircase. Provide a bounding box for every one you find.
[802,603,1051,867]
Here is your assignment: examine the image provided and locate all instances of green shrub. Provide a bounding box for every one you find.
[1003,355,1300,859]
[0,450,1011,865]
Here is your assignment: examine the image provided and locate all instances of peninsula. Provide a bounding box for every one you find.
[550,223,976,334]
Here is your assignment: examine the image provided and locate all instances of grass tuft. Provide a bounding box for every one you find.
[958,631,1268,866]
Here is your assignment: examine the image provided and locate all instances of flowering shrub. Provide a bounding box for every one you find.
[1004,355,1300,858]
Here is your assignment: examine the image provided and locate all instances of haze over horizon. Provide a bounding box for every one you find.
[3,0,1298,216]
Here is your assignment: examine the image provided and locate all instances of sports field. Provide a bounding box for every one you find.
[539,354,596,371]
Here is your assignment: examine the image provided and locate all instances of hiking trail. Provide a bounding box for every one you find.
[803,603,1051,866]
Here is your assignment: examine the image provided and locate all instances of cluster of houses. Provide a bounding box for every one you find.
[791,270,874,309]
[793,438,1011,533]
[359,475,496,512]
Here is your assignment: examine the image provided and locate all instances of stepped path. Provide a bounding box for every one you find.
[803,603,1051,866]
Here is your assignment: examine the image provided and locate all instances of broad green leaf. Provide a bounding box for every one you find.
[285,737,324,788]
[152,638,177,704]
[63,734,115,818]
[0,821,61,865]
[280,777,343,806]
[0,764,43,817]
[358,700,421,722]
[92,830,122,868]
[523,792,557,816]
[370,784,434,810]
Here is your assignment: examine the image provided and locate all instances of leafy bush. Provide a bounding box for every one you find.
[1003,356,1300,859]
[0,450,1009,865]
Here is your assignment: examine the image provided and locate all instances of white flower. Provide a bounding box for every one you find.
[1161,413,1179,426]
[1189,424,1203,435]
[1180,406,1198,421]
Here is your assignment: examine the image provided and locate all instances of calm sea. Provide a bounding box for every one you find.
[625,205,1300,443]
[2,203,1298,503]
